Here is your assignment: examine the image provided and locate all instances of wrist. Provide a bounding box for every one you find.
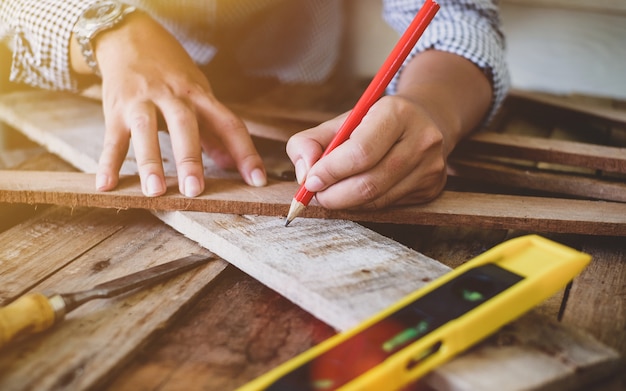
[71,1,138,76]
[395,50,492,155]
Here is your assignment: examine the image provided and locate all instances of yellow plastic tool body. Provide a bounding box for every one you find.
[238,235,591,391]
[0,293,62,348]
[0,253,212,349]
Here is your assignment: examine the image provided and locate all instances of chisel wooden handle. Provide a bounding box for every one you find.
[0,293,61,348]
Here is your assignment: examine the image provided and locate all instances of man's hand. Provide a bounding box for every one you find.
[71,12,267,197]
[287,95,447,210]
[286,50,492,210]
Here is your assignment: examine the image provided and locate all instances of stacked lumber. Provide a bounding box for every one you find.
[449,90,626,205]
[0,89,622,390]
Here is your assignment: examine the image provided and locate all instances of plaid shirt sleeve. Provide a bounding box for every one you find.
[0,0,339,91]
[1,0,509,114]
[0,0,100,91]
[383,0,510,118]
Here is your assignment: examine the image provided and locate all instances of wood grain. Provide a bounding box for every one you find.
[104,266,336,391]
[0,208,228,391]
[448,159,626,203]
[455,132,626,174]
[508,90,626,127]
[500,0,626,15]
[1,89,621,390]
[0,207,129,304]
[2,169,626,236]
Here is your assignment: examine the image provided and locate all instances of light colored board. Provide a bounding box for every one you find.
[0,146,44,170]
[154,210,448,330]
[0,207,227,391]
[2,169,626,236]
[0,89,621,390]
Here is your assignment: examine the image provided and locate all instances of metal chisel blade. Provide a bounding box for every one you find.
[60,253,215,312]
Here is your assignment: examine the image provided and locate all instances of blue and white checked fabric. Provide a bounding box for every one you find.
[0,0,509,111]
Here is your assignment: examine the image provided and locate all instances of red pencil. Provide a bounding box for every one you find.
[285,0,440,226]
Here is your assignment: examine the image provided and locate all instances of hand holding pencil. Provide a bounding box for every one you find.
[285,0,441,226]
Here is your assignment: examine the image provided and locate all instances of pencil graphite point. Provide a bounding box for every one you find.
[284,199,305,227]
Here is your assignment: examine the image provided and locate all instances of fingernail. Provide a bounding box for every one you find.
[146,174,165,196]
[96,174,110,191]
[295,159,307,184]
[184,175,202,197]
[305,175,324,192]
[250,168,267,187]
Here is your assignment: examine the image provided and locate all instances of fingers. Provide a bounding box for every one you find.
[289,101,404,199]
[96,117,129,192]
[127,101,167,196]
[314,143,446,210]
[287,96,448,210]
[286,113,347,184]
[159,98,204,197]
[197,99,267,188]
[97,81,268,198]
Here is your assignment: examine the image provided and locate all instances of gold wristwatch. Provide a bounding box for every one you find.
[73,1,137,76]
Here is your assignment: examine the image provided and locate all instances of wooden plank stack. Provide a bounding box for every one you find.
[0,89,623,390]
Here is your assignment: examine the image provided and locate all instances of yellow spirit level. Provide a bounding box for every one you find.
[238,235,591,391]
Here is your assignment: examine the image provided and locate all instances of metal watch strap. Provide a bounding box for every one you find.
[74,2,137,77]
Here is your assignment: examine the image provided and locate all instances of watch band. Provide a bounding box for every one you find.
[73,1,137,77]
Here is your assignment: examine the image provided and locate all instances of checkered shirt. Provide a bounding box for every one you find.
[0,0,509,113]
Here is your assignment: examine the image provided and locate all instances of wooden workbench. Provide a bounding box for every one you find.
[0,149,623,391]
[0,84,624,390]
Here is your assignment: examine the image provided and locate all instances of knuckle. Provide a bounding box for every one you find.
[129,112,153,134]
[136,156,163,171]
[177,155,203,168]
[355,176,381,203]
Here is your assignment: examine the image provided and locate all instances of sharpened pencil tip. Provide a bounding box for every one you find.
[285,198,305,227]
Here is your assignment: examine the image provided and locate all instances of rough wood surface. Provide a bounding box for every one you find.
[500,0,626,15]
[2,169,626,236]
[0,90,621,390]
[104,266,337,391]
[455,132,626,174]
[0,207,227,391]
[447,159,626,203]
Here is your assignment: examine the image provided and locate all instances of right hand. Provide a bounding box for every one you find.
[75,12,267,197]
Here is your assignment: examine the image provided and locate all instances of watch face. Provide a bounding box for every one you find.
[84,2,123,22]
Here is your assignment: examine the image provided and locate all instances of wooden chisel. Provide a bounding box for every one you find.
[0,253,214,348]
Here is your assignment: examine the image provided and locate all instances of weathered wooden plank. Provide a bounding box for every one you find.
[152,210,449,330]
[2,169,626,236]
[1,89,621,390]
[500,0,626,15]
[508,90,626,127]
[104,266,336,391]
[422,311,621,391]
[562,236,626,355]
[447,158,626,203]
[455,132,626,174]
[0,208,227,391]
[0,206,130,304]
